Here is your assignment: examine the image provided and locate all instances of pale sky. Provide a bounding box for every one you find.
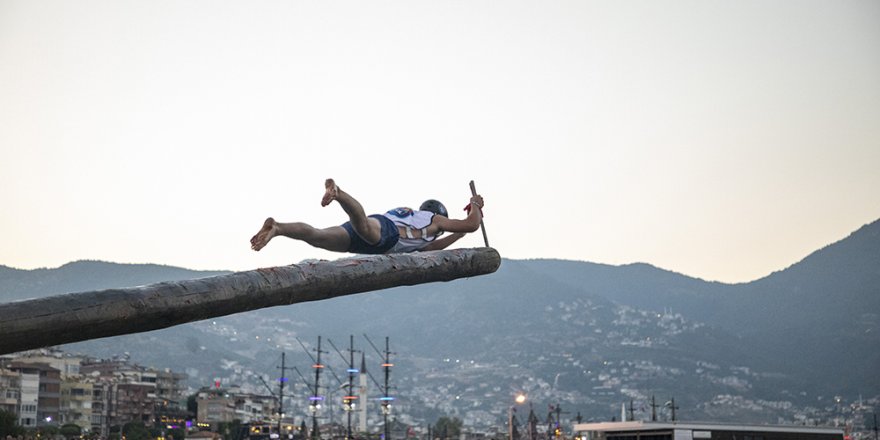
[1,0,878,284]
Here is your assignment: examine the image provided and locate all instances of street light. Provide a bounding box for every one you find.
[509,394,527,440]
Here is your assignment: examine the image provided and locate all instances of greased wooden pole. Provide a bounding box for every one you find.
[469,180,489,247]
[0,248,501,355]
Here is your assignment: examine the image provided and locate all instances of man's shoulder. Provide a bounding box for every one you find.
[386,207,415,218]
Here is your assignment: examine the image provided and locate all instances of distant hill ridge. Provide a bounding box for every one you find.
[0,260,229,302]
[1,219,878,424]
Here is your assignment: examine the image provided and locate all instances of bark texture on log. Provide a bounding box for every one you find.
[0,247,500,355]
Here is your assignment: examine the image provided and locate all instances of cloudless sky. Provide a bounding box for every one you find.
[1,0,878,283]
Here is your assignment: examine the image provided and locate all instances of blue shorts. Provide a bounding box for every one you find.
[341,215,400,254]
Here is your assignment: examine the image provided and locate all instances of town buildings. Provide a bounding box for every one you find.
[194,385,278,428]
[0,349,187,437]
[0,368,21,418]
[6,361,60,428]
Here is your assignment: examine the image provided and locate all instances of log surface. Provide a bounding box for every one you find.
[0,247,501,355]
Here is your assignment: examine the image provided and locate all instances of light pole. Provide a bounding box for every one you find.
[509,394,527,440]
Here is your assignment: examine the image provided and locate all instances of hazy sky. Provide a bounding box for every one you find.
[1,0,878,283]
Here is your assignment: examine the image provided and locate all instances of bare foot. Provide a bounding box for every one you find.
[321,178,339,207]
[250,217,278,251]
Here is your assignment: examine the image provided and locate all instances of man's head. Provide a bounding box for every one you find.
[419,199,448,217]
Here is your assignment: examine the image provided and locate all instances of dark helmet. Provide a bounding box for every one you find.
[419,199,448,217]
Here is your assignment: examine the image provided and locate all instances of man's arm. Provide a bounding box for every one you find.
[430,195,483,234]
[420,232,467,251]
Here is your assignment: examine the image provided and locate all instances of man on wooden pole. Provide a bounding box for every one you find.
[251,178,486,255]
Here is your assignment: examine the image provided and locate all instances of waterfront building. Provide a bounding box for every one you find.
[18,371,38,428]
[156,368,187,410]
[573,421,844,440]
[88,378,112,437]
[60,378,93,432]
[17,350,84,378]
[0,351,186,436]
[81,357,187,435]
[7,361,61,427]
[155,368,189,431]
[196,390,236,425]
[0,367,20,415]
[195,387,278,429]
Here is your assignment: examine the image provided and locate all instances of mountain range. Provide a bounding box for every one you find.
[1,219,878,428]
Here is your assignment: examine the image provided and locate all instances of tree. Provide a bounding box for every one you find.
[0,409,23,437]
[122,422,152,440]
[217,420,243,440]
[38,425,60,437]
[60,424,82,439]
[166,426,186,440]
[433,417,462,440]
[299,420,308,440]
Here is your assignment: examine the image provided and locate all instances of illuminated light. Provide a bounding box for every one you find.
[381,363,394,367]
[312,364,324,369]
[309,396,325,401]
[343,396,359,400]
[515,394,527,404]
[278,377,288,382]
[379,397,395,401]
[347,368,359,373]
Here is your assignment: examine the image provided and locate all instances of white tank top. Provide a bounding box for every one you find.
[383,208,440,253]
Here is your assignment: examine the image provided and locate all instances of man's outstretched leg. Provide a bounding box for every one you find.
[320,178,382,245]
[250,179,380,253]
[250,217,350,252]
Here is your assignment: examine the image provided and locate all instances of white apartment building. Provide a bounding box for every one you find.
[18,372,39,428]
